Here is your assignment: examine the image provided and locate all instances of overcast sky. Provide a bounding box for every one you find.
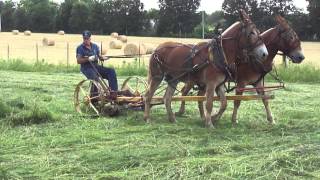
[141,0,308,13]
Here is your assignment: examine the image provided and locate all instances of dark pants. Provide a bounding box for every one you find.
[81,65,118,91]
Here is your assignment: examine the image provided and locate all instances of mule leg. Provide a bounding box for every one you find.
[255,81,274,124]
[204,83,215,128]
[144,78,162,123]
[211,85,227,125]
[175,82,193,116]
[231,84,245,125]
[197,89,205,121]
[164,82,178,123]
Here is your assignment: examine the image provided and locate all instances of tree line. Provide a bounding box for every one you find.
[0,0,318,40]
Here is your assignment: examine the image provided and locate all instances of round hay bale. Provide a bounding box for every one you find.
[24,30,31,36]
[101,47,108,55]
[111,32,119,38]
[57,30,65,35]
[124,43,147,55]
[12,30,19,35]
[144,43,156,54]
[42,37,55,46]
[109,40,122,49]
[117,35,127,43]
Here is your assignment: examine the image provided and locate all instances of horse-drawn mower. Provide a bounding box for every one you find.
[74,74,275,117]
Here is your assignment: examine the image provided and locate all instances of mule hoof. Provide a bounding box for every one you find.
[268,120,276,125]
[169,117,176,123]
[144,117,151,123]
[175,111,184,117]
[267,117,275,125]
[206,123,215,129]
[232,121,239,127]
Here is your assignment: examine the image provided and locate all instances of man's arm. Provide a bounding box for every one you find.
[77,55,90,64]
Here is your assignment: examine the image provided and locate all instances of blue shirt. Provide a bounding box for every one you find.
[76,42,100,68]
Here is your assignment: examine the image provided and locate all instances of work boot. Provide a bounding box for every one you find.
[109,91,118,100]
[117,89,135,97]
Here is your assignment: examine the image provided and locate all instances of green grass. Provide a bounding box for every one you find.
[0,58,147,76]
[266,63,320,83]
[0,70,319,179]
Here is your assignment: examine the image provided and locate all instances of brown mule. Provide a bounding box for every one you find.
[143,10,268,128]
[231,15,304,125]
[177,15,304,125]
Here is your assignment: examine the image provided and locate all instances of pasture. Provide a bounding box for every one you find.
[0,32,319,67]
[0,70,320,179]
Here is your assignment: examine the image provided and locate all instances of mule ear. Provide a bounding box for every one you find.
[239,9,251,23]
[275,15,289,29]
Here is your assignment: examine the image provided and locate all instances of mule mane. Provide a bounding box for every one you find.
[221,21,242,37]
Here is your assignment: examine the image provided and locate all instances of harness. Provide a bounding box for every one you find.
[152,36,230,89]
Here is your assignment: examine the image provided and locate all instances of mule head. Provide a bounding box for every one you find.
[238,9,268,62]
[275,15,305,63]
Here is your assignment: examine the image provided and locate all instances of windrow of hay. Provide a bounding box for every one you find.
[111,32,119,38]
[42,37,55,46]
[124,43,147,55]
[12,30,19,35]
[24,30,31,36]
[109,40,122,49]
[117,35,128,43]
[57,30,65,35]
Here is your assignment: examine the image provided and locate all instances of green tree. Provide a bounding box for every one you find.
[20,0,57,32]
[0,0,15,31]
[13,4,31,30]
[222,0,300,30]
[157,0,201,37]
[307,0,320,40]
[100,0,147,35]
[87,0,104,34]
[145,8,160,36]
[56,0,76,32]
[68,1,90,33]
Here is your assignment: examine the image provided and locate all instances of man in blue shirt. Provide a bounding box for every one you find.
[76,30,118,91]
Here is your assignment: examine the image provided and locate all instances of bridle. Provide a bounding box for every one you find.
[221,22,264,63]
[278,26,301,56]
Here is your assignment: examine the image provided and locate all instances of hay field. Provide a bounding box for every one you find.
[0,32,318,67]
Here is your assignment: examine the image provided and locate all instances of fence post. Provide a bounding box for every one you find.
[282,54,287,68]
[67,42,69,69]
[36,43,39,62]
[138,43,141,67]
[7,44,9,60]
[100,41,102,56]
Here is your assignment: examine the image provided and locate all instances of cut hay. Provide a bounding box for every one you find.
[111,32,119,38]
[57,30,65,35]
[109,40,122,49]
[12,30,19,35]
[124,43,147,55]
[117,35,128,43]
[42,37,55,46]
[24,30,31,36]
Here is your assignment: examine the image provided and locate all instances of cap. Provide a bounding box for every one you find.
[82,30,91,38]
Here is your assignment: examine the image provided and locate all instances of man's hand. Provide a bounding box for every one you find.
[99,56,109,61]
[88,55,96,62]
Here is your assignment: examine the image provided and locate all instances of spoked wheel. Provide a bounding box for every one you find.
[74,79,107,116]
[121,76,148,96]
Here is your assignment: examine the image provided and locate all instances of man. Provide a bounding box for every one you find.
[76,30,118,91]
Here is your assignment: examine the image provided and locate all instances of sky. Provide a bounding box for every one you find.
[141,0,308,13]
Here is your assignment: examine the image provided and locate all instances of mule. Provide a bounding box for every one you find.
[231,15,304,125]
[143,10,268,128]
[176,15,305,125]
